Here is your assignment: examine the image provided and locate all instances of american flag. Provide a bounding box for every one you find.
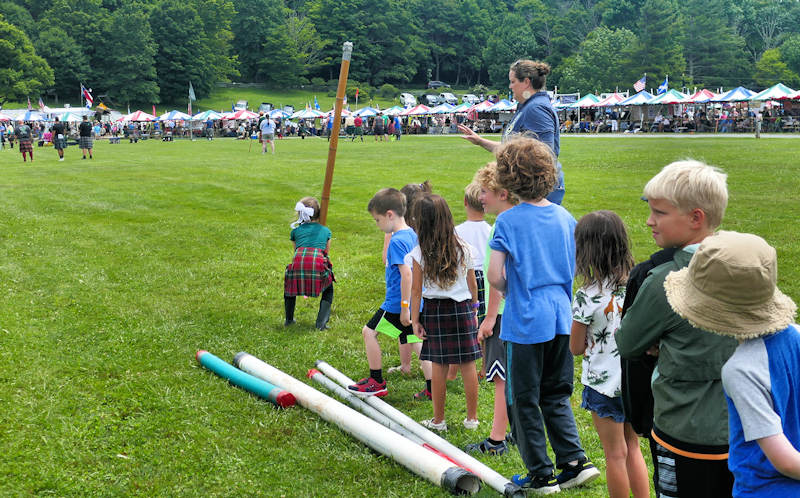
[633,76,646,92]
[81,84,93,108]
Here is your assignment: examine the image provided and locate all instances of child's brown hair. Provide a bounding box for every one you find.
[367,188,406,217]
[495,136,556,201]
[299,196,320,220]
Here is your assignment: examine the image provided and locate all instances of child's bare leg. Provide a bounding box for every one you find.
[489,378,508,441]
[447,364,459,381]
[460,360,479,421]
[624,422,650,498]
[398,340,413,373]
[431,362,448,422]
[592,412,630,498]
[410,342,433,380]
[362,326,382,370]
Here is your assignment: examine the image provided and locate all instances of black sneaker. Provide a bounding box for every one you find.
[505,432,516,446]
[555,458,600,489]
[511,472,560,494]
[464,437,507,456]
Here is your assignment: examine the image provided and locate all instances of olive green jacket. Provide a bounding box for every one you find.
[617,249,738,447]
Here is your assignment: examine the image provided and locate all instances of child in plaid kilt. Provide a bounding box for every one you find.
[284,197,335,330]
[409,193,482,432]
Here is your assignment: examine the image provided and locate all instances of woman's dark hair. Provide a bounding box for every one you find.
[411,193,465,289]
[574,210,634,290]
[509,59,551,91]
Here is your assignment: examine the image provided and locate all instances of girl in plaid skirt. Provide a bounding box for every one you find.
[284,197,335,330]
[409,193,481,431]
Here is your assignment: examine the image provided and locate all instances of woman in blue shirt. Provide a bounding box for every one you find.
[458,59,564,204]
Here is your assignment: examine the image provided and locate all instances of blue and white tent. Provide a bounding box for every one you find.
[710,86,755,102]
[618,90,654,106]
[158,110,193,121]
[352,106,380,117]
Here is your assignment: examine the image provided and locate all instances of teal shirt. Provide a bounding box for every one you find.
[290,222,331,250]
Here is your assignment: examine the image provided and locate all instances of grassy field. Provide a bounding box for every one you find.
[1,135,799,496]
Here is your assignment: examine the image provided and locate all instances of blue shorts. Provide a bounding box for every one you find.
[581,386,625,423]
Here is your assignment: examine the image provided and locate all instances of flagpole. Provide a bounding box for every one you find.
[320,41,353,226]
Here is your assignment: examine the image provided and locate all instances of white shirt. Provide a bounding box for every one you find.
[409,241,474,301]
[455,220,491,269]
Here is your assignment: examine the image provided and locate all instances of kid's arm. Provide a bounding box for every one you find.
[569,321,588,356]
[398,262,413,326]
[758,433,800,479]
[487,250,507,293]
[325,239,331,252]
[382,232,391,265]
[478,286,502,341]
[467,268,478,305]
[410,261,425,338]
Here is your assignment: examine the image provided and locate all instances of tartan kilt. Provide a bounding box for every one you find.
[420,298,481,364]
[54,137,67,150]
[284,247,335,297]
[18,139,33,153]
[79,136,94,149]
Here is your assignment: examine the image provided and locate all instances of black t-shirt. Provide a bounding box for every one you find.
[79,121,92,137]
[52,122,65,136]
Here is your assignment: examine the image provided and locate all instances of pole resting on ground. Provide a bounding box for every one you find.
[196,350,295,407]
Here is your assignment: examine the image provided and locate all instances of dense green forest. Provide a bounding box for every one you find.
[3,0,800,107]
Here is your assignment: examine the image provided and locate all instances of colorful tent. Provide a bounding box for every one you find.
[470,100,496,112]
[290,108,324,119]
[381,106,405,116]
[777,89,800,100]
[58,112,84,122]
[0,112,12,121]
[192,110,224,121]
[748,83,795,101]
[352,106,380,117]
[268,109,291,119]
[711,86,755,102]
[225,109,259,120]
[646,89,688,105]
[429,103,456,114]
[119,110,155,121]
[685,89,717,103]
[158,110,193,121]
[618,90,654,106]
[486,100,517,112]
[596,93,627,107]
[570,94,601,108]
[324,108,352,117]
[399,104,431,116]
[449,102,472,113]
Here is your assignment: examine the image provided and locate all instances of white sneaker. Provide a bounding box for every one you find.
[463,418,480,430]
[420,418,448,432]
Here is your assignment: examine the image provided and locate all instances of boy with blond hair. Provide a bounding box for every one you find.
[617,160,738,497]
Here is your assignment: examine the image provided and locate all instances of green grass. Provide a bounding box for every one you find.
[1,135,799,496]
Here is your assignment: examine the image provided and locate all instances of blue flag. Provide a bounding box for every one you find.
[658,76,669,95]
[314,96,320,110]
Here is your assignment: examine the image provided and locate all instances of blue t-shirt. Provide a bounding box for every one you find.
[260,118,275,134]
[723,325,800,497]
[503,91,560,157]
[382,228,417,313]
[488,203,576,344]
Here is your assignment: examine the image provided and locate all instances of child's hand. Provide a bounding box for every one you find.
[400,308,411,326]
[412,322,426,340]
[478,317,495,341]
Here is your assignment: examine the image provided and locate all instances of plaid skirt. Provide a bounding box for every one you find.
[79,136,93,149]
[284,247,335,298]
[420,298,481,364]
[18,139,33,153]
[54,137,67,150]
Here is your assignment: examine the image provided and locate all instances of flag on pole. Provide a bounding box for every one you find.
[188,82,196,101]
[152,104,157,117]
[81,84,93,108]
[314,96,320,110]
[38,97,46,112]
[27,96,32,110]
[355,88,359,100]
[657,76,669,95]
[633,75,646,92]
[97,102,108,111]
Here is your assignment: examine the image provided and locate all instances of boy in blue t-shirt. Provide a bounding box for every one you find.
[348,188,431,398]
[487,137,599,493]
[665,231,800,497]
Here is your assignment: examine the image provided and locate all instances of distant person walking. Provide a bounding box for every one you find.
[459,59,565,204]
[52,117,67,161]
[259,115,275,154]
[79,115,93,159]
[16,120,33,162]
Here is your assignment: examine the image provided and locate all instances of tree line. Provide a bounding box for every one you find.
[3,0,800,107]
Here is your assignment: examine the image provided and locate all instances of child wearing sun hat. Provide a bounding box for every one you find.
[665,230,800,497]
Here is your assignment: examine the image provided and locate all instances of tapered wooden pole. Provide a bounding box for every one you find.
[320,42,353,226]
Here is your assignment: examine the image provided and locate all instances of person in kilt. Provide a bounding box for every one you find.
[409,193,482,432]
[79,115,93,159]
[284,197,335,330]
[15,120,33,162]
[52,117,67,161]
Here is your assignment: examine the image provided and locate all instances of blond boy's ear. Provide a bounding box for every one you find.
[688,207,708,230]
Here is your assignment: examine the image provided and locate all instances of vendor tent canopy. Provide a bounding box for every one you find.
[399,104,431,116]
[324,108,352,117]
[470,100,496,112]
[618,90,654,106]
[570,94,601,108]
[351,106,380,117]
[777,89,800,100]
[711,86,755,102]
[225,109,259,120]
[192,110,224,121]
[120,110,156,121]
[381,106,405,116]
[0,112,12,121]
[486,99,517,112]
[290,108,324,119]
[58,112,84,122]
[450,102,472,113]
[686,89,717,103]
[158,110,193,121]
[429,103,456,114]
[646,89,688,105]
[596,93,627,106]
[748,83,795,101]
[268,109,291,119]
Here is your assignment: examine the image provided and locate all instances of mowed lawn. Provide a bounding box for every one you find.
[1,135,798,496]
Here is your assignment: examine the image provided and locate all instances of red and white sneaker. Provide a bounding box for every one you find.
[347,377,387,397]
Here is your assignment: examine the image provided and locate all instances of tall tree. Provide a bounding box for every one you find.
[102,5,159,106]
[682,0,748,88]
[34,27,89,100]
[558,26,638,94]
[0,17,54,106]
[0,2,35,35]
[623,0,685,88]
[754,48,800,88]
[483,12,538,89]
[260,12,329,85]
[780,34,800,78]
[231,0,286,82]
